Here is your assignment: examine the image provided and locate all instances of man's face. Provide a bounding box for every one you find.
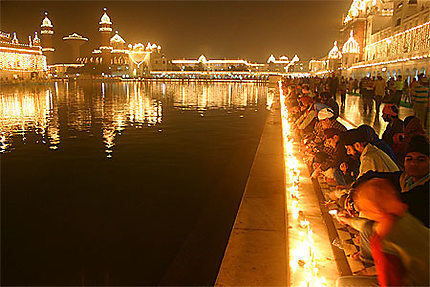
[321,118,332,129]
[404,152,430,179]
[345,145,357,157]
[353,142,366,154]
[327,135,339,149]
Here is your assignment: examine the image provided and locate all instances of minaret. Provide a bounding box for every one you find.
[99,8,113,65]
[40,12,55,64]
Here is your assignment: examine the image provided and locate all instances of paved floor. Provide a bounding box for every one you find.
[338,93,414,134]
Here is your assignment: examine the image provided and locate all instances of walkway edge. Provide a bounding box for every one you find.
[215,99,288,286]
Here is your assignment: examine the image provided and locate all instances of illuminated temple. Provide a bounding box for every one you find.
[310,0,430,80]
[0,31,47,80]
[75,8,168,77]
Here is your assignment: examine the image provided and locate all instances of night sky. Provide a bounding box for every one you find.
[1,1,351,62]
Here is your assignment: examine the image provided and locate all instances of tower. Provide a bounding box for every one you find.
[63,33,88,62]
[40,12,55,65]
[99,8,113,65]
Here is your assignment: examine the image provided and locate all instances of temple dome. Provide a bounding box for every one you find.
[110,32,125,44]
[342,31,360,54]
[41,15,53,28]
[198,54,207,63]
[328,41,342,59]
[99,12,112,25]
[267,54,276,63]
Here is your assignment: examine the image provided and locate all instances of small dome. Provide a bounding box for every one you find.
[110,33,125,43]
[41,16,53,28]
[328,41,342,59]
[267,54,276,63]
[198,54,207,63]
[342,31,360,54]
[99,12,112,25]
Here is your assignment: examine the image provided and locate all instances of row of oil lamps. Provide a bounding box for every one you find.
[279,81,328,287]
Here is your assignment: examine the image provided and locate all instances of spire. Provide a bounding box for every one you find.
[11,32,18,44]
[33,31,41,46]
[28,35,32,46]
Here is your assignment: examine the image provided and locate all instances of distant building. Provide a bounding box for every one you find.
[172,54,264,72]
[0,31,47,80]
[74,8,168,77]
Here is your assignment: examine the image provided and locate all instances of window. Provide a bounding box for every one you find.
[396,18,401,26]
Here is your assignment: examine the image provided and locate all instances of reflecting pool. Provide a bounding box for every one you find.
[1,81,270,285]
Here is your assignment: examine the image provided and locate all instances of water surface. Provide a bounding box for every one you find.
[1,81,270,285]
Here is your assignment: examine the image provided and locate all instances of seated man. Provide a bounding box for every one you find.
[343,128,399,177]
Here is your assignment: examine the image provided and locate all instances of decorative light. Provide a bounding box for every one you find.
[99,11,112,25]
[328,41,342,59]
[364,21,430,62]
[342,31,360,54]
[62,33,89,41]
[110,32,125,44]
[279,81,328,287]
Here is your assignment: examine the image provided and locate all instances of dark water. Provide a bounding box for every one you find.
[1,81,270,286]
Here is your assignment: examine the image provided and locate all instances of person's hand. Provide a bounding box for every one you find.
[335,212,351,226]
[328,190,339,201]
[340,162,348,174]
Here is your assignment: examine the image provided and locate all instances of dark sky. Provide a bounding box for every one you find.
[1,1,351,62]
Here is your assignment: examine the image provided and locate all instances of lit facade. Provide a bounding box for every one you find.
[311,0,430,80]
[0,31,47,80]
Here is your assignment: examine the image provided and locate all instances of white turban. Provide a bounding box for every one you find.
[318,108,334,120]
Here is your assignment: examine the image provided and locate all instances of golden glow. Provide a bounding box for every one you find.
[0,46,47,71]
[0,89,59,152]
[279,81,328,287]
[364,21,430,61]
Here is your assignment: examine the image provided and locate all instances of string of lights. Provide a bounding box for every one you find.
[279,81,328,287]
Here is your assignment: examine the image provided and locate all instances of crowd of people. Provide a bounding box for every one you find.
[301,74,429,127]
[280,74,429,287]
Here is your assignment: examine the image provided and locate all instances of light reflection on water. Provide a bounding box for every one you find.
[0,81,268,157]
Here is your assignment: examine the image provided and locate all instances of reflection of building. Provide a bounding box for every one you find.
[311,0,430,80]
[0,31,47,80]
[0,88,59,152]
